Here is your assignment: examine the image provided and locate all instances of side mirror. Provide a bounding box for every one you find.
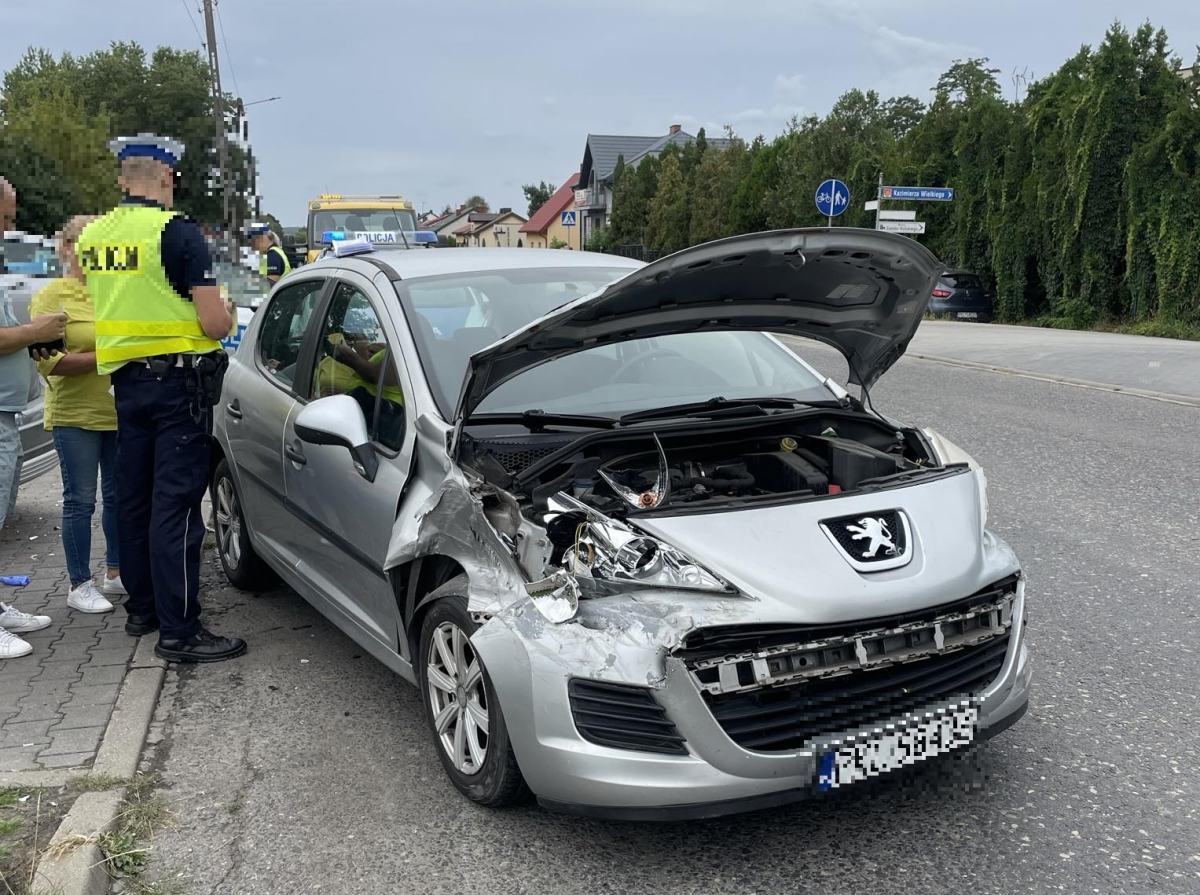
[293,395,379,483]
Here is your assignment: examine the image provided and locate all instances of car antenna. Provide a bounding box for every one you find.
[391,207,411,250]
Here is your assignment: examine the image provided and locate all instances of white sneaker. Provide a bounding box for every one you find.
[0,626,33,659]
[0,601,52,633]
[67,581,114,614]
[102,574,127,596]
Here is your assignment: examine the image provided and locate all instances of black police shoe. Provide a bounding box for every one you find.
[125,613,160,637]
[155,629,247,664]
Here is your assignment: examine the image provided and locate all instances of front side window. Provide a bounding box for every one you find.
[310,283,406,450]
[256,278,325,389]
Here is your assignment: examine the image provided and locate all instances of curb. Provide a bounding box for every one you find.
[26,637,167,895]
[908,353,1200,408]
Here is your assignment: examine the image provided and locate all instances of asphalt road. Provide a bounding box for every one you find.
[910,320,1200,400]
[140,327,1199,895]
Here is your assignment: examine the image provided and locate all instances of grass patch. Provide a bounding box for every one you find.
[96,775,182,894]
[114,775,173,843]
[1,785,74,895]
[67,774,126,794]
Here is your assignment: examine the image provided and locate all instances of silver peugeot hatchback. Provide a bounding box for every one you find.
[210,229,1030,819]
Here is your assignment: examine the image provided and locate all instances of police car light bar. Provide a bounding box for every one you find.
[321,230,347,243]
[331,236,374,258]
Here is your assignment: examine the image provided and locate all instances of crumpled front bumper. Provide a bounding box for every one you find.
[472,579,1030,821]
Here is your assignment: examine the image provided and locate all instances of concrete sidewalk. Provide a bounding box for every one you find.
[908,320,1200,401]
[0,471,136,777]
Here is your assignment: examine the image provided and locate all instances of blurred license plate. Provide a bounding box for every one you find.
[817,704,978,791]
[956,311,979,319]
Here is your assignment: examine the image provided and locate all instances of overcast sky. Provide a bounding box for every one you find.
[3,0,1198,225]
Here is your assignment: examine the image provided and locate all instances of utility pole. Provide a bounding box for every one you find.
[875,171,883,230]
[201,0,230,236]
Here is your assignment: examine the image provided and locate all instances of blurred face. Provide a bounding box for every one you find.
[252,233,270,252]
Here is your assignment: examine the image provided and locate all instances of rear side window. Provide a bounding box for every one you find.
[944,273,984,290]
[256,279,326,389]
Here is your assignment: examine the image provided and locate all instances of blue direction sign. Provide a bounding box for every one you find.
[882,186,954,202]
[815,179,850,218]
[561,210,577,227]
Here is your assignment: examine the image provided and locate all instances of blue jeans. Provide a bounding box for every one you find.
[52,427,119,587]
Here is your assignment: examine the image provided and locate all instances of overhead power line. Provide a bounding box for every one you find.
[181,0,205,49]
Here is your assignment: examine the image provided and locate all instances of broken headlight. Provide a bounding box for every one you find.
[546,494,728,593]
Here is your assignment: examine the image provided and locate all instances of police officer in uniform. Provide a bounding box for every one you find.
[246,222,291,289]
[79,134,246,663]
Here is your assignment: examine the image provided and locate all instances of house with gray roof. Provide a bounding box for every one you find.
[575,124,732,243]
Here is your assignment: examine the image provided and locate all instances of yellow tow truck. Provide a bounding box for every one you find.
[302,194,433,263]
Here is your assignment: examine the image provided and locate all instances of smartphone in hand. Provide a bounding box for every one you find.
[28,338,65,357]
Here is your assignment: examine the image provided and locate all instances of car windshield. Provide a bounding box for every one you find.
[399,266,833,420]
[308,208,417,244]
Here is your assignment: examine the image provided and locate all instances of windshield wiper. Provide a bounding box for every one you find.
[468,409,616,432]
[618,396,841,424]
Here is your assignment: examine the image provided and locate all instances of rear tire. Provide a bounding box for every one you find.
[211,458,277,591]
[418,580,529,808]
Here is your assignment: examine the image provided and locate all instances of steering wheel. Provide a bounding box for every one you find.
[610,347,720,385]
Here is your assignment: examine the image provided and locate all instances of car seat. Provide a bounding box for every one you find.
[381,217,401,231]
[343,215,365,232]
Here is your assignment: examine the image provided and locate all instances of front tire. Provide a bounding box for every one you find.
[211,458,277,591]
[418,583,528,807]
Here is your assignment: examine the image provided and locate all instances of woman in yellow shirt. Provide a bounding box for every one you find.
[30,215,121,614]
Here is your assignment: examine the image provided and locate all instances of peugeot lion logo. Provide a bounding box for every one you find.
[844,517,898,558]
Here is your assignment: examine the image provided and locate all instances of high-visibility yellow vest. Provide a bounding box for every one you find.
[78,205,222,375]
[259,245,291,284]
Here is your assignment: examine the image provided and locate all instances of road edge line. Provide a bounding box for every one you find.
[27,637,166,895]
[908,354,1200,408]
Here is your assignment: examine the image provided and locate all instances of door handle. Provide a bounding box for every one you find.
[285,444,307,465]
[226,399,243,419]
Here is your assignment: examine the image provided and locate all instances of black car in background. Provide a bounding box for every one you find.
[928,269,993,322]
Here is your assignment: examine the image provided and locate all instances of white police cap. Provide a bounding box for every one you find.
[244,221,272,237]
[108,134,186,168]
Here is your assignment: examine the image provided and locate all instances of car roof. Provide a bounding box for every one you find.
[303,247,645,281]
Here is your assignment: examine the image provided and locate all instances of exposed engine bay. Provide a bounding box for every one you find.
[463,413,957,607]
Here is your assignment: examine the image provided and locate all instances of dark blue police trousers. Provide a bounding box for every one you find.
[111,362,210,641]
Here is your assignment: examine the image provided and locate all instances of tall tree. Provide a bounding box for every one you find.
[3,86,120,213]
[2,42,252,226]
[522,181,556,217]
[465,195,489,211]
[0,130,83,235]
[644,152,690,253]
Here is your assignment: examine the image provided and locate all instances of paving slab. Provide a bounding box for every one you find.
[0,470,138,771]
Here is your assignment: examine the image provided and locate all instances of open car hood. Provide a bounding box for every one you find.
[455,228,945,424]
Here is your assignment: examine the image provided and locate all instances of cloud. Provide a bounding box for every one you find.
[773,73,805,98]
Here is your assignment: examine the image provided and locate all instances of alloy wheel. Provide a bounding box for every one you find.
[425,621,490,775]
[214,477,243,568]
